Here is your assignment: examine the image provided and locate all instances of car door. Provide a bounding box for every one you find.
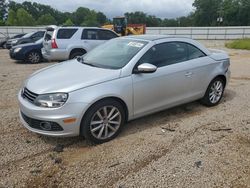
[185,43,214,98]
[81,29,104,50]
[132,42,194,117]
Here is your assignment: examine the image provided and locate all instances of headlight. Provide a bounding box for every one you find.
[34,93,68,108]
[12,40,18,44]
[14,47,22,53]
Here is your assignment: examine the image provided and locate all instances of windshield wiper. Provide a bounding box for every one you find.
[83,62,98,67]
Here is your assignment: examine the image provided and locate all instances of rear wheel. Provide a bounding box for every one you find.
[201,77,225,107]
[69,51,86,59]
[26,51,42,64]
[81,99,125,144]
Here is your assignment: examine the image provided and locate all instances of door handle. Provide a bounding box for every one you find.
[185,72,193,77]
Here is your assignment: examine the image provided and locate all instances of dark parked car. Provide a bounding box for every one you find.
[11,31,45,48]
[10,39,43,63]
[5,33,26,49]
[0,32,8,48]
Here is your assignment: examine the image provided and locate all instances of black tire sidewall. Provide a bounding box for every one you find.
[201,78,225,107]
[81,99,125,144]
[70,52,85,59]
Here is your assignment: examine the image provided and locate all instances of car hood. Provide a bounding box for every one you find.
[13,42,41,49]
[25,60,121,94]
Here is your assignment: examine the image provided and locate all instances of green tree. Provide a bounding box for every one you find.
[6,9,17,25]
[96,12,107,25]
[37,13,56,25]
[238,0,250,25]
[125,11,147,24]
[72,7,90,25]
[81,10,99,26]
[63,18,74,26]
[193,0,223,26]
[0,0,8,23]
[16,8,35,26]
[222,0,240,26]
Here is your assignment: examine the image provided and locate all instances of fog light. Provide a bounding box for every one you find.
[40,122,52,131]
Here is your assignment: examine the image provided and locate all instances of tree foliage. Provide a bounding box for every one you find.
[16,8,35,26]
[0,0,8,21]
[37,14,56,25]
[63,18,74,26]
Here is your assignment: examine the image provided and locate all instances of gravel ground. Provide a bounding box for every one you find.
[0,41,250,188]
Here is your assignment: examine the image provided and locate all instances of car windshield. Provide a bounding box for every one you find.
[22,32,34,38]
[82,38,148,69]
[35,38,43,44]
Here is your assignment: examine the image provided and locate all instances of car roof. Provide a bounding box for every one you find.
[46,25,107,31]
[124,35,189,41]
[123,34,211,56]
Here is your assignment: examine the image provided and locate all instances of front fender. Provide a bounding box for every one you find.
[68,76,133,120]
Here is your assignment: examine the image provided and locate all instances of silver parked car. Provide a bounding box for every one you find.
[18,35,230,143]
[42,26,119,61]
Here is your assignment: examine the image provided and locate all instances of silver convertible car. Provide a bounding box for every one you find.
[18,35,230,143]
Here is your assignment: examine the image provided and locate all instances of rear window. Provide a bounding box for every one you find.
[45,30,54,41]
[57,29,78,39]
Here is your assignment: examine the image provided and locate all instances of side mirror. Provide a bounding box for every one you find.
[135,63,157,74]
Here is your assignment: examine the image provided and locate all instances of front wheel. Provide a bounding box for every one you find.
[81,99,125,144]
[26,51,42,64]
[201,77,225,107]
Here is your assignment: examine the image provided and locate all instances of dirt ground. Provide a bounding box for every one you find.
[0,41,250,188]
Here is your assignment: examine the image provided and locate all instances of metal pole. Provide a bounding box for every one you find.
[243,28,246,39]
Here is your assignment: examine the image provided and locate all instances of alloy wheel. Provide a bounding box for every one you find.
[90,106,122,140]
[28,52,40,63]
[209,80,224,104]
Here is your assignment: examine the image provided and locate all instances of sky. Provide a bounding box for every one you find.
[13,0,195,19]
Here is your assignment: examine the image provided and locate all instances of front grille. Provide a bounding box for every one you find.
[22,87,38,103]
[21,112,64,131]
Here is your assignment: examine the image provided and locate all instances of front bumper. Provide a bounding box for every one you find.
[18,90,89,137]
[9,49,25,60]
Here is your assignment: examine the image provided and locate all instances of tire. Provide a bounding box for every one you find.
[26,51,42,64]
[81,99,125,144]
[69,51,86,59]
[200,77,225,107]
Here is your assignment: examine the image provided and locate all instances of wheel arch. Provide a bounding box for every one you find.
[79,96,129,136]
[212,75,227,86]
[69,48,87,59]
[25,49,42,60]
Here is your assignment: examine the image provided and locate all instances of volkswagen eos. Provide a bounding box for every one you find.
[18,35,230,143]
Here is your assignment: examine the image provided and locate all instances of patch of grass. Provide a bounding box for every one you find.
[225,38,250,50]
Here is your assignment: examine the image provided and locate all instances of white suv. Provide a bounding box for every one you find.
[42,26,119,61]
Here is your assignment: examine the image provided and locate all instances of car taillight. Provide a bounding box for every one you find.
[51,39,58,49]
